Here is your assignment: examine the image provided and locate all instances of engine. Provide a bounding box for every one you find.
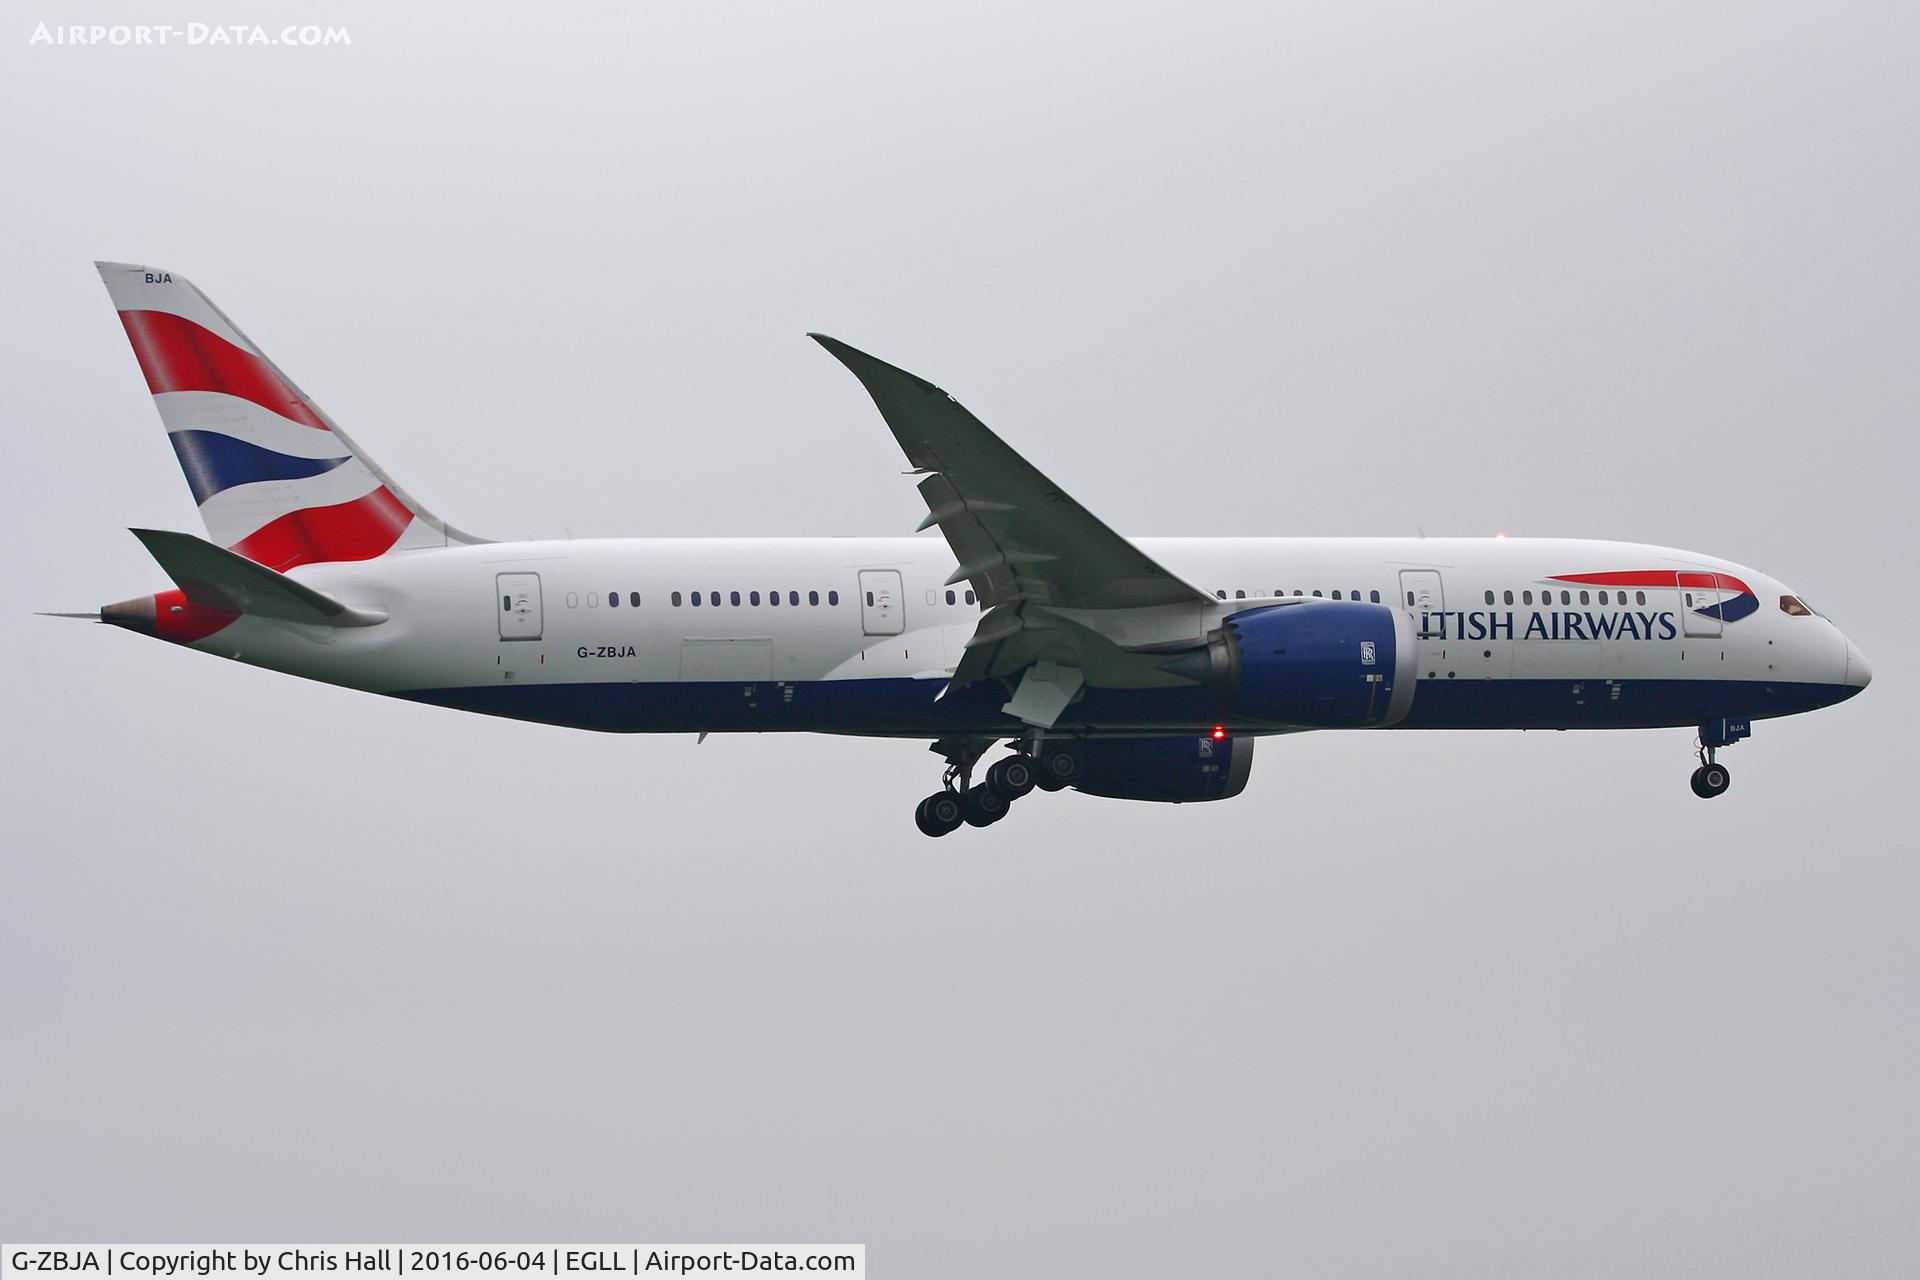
[1159,599,1417,727]
[1071,735,1255,803]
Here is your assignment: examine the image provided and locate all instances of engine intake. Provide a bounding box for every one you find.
[1159,599,1416,727]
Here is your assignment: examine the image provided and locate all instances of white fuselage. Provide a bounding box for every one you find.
[180,535,1868,739]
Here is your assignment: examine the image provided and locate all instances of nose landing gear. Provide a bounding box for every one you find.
[1688,717,1749,800]
[1690,757,1731,798]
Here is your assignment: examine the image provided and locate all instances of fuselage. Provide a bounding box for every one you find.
[169,534,1871,739]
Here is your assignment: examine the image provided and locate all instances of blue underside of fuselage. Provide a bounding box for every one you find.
[393,676,1862,737]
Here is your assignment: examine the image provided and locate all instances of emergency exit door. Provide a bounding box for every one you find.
[497,573,543,640]
[858,569,904,636]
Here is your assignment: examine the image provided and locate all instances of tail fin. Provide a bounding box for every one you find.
[95,262,483,570]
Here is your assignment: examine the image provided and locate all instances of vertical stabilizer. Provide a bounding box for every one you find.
[96,262,483,569]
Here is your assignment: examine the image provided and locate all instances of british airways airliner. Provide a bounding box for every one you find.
[71,263,1872,835]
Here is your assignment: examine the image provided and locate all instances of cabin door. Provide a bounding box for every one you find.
[859,569,904,636]
[497,573,543,641]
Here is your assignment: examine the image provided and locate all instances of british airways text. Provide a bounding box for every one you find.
[1420,610,1680,642]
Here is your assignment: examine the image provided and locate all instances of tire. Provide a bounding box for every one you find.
[1037,748,1078,790]
[963,783,1009,827]
[987,755,1037,801]
[1698,762,1731,797]
[1689,766,1710,798]
[916,792,963,836]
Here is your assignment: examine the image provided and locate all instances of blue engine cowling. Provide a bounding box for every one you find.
[1072,736,1255,803]
[1160,599,1417,727]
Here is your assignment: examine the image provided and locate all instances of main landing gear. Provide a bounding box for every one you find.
[913,737,1077,836]
[1688,717,1750,800]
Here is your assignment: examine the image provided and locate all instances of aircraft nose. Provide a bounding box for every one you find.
[1845,637,1872,689]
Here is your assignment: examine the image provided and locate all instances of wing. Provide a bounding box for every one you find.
[810,335,1212,611]
[812,335,1216,709]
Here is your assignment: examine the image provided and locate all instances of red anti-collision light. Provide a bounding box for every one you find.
[1212,725,1227,740]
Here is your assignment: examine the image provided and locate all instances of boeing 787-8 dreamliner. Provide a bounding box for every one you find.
[68,263,1872,835]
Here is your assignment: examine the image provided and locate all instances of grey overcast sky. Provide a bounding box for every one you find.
[3,0,1916,1273]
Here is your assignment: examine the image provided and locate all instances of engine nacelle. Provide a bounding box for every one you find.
[1160,599,1417,727]
[1072,736,1255,803]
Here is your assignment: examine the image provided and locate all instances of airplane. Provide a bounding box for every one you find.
[66,262,1872,836]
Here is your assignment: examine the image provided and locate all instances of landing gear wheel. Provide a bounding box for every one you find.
[915,791,964,837]
[1691,762,1731,799]
[1035,748,1078,792]
[987,754,1037,801]
[963,783,1009,827]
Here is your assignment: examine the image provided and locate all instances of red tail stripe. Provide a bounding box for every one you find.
[117,309,329,430]
[1550,570,1754,596]
[229,487,413,571]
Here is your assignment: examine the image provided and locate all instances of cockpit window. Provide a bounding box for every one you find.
[1779,595,1815,617]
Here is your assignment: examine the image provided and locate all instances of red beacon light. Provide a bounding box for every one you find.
[1212,725,1227,740]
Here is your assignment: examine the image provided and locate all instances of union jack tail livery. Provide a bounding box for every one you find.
[96,261,480,570]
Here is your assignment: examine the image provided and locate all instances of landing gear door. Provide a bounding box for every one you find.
[498,572,542,641]
[858,569,904,636]
[1679,571,1722,639]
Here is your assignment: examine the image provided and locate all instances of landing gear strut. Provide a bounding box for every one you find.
[914,736,1057,835]
[1689,717,1749,800]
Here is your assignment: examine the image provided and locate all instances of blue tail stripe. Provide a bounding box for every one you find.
[168,430,351,505]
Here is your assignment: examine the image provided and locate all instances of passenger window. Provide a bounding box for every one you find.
[1503,590,1514,605]
[1370,590,1381,603]
[566,592,579,609]
[709,592,720,607]
[789,591,799,606]
[866,591,875,606]
[1579,590,1589,605]
[502,595,511,611]
[1685,592,1694,606]
[1598,590,1609,605]
[1523,590,1533,605]
[829,590,840,605]
[750,591,760,606]
[1216,590,1226,599]
[1636,591,1646,605]
[1351,589,1360,601]
[1404,591,1413,605]
[769,590,780,606]
[608,590,619,608]
[690,592,701,607]
[671,591,682,607]
[808,591,819,605]
[1332,590,1342,600]
[630,592,640,608]
[1560,590,1571,605]
[1235,590,1246,599]
[1484,590,1494,605]
[965,590,976,604]
[588,592,598,608]
[1780,595,1814,616]
[945,590,956,604]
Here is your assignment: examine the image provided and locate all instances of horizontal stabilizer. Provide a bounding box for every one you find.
[129,528,386,627]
